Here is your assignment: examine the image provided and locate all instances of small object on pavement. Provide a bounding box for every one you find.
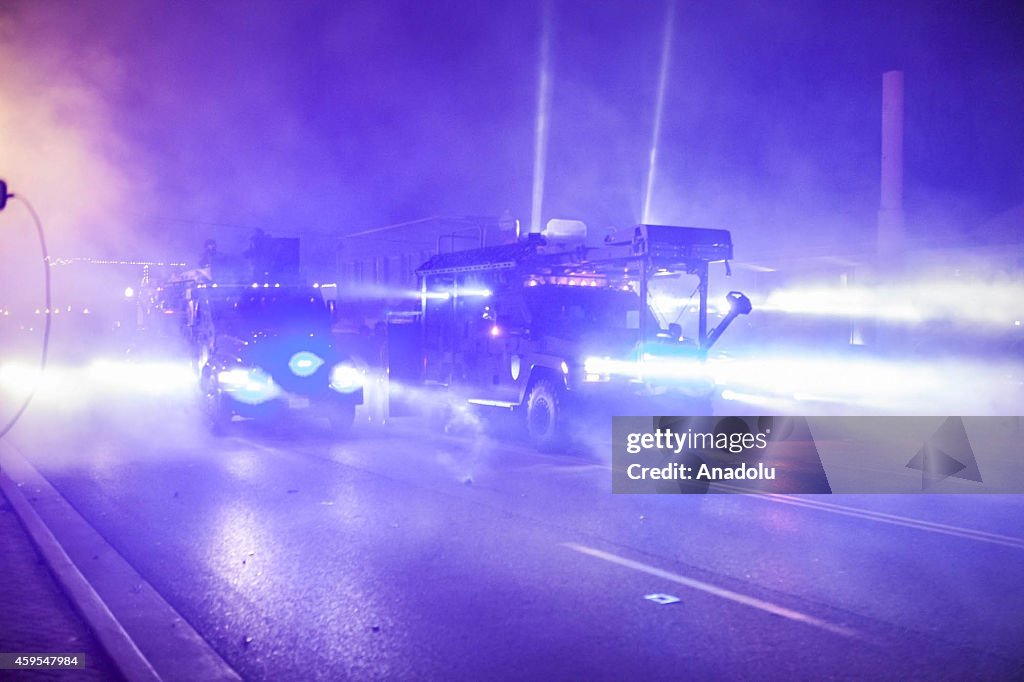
[644,593,680,605]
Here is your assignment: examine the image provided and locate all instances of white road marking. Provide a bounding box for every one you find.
[711,485,1024,550]
[599,452,1024,550]
[563,542,859,638]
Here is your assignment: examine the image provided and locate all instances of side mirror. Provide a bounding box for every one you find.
[668,322,682,340]
[0,180,8,211]
[703,291,753,350]
[725,291,752,315]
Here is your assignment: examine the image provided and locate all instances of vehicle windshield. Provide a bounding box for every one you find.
[216,292,330,332]
[522,285,657,339]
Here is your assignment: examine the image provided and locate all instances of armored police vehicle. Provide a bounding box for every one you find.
[387,223,751,450]
[188,284,364,434]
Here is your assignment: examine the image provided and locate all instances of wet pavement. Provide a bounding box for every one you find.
[4,394,1024,680]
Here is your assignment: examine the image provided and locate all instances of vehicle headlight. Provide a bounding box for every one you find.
[217,367,281,404]
[582,357,613,382]
[329,364,362,393]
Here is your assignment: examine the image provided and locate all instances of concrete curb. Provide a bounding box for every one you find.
[0,442,242,682]
[0,463,160,682]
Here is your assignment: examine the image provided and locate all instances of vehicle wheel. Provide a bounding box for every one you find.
[329,402,356,436]
[203,374,231,436]
[525,378,567,452]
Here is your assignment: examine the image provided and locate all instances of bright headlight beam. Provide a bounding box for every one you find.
[0,360,196,402]
[217,367,281,404]
[759,279,1024,328]
[704,352,1022,414]
[329,364,363,393]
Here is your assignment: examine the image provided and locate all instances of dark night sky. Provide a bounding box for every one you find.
[1,0,1022,261]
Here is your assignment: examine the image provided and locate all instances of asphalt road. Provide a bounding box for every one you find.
[8,394,1024,680]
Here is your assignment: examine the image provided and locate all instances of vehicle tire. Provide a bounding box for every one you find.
[525,377,567,453]
[329,401,356,436]
[202,373,231,436]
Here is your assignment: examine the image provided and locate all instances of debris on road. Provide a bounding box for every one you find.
[644,593,680,605]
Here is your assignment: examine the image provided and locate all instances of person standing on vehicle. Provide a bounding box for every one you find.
[198,239,219,269]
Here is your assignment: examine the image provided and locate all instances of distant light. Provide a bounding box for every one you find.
[1016,320,1021,327]
[274,283,280,288]
[124,287,135,298]
[560,361,569,374]
[212,283,218,288]
[83,308,90,315]
[313,282,320,289]
[251,283,259,288]
[490,325,501,337]
[527,279,539,287]
[263,283,270,288]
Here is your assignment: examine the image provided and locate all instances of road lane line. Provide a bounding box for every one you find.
[563,542,859,638]
[598,455,1024,549]
[711,486,1024,550]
